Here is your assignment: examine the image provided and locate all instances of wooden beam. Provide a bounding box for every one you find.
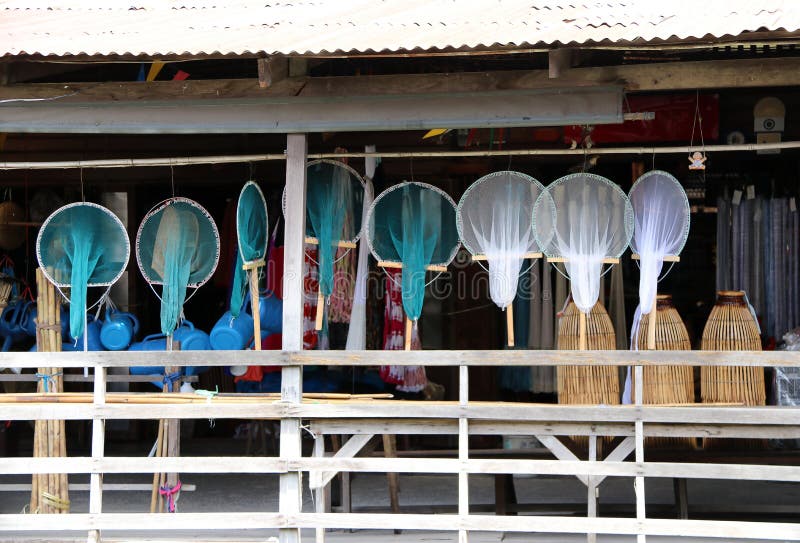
[257,56,289,89]
[548,48,574,79]
[4,57,800,104]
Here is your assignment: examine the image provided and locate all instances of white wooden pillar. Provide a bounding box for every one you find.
[280,133,307,543]
[458,365,469,543]
[634,364,646,543]
[88,365,106,543]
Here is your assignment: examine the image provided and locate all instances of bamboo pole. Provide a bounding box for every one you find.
[4,140,800,171]
[404,318,413,351]
[506,305,515,348]
[249,268,263,349]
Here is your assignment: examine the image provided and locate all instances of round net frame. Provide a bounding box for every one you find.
[236,181,269,266]
[36,202,130,341]
[628,170,690,283]
[37,201,130,289]
[366,181,460,275]
[456,170,544,275]
[135,196,220,298]
[533,172,633,262]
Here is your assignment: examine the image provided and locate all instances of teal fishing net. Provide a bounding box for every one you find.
[37,202,129,340]
[366,182,459,321]
[136,198,219,335]
[231,181,268,317]
[305,160,364,301]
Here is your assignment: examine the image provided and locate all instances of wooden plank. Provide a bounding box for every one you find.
[536,435,588,486]
[631,254,680,262]
[257,56,289,89]
[4,348,800,369]
[280,133,307,543]
[2,511,799,540]
[313,435,326,543]
[592,436,636,486]
[549,48,574,79]
[313,434,374,489]
[0,482,196,492]
[586,434,598,543]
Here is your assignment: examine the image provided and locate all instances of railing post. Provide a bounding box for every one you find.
[458,364,469,543]
[88,364,106,543]
[634,363,646,543]
[280,133,308,543]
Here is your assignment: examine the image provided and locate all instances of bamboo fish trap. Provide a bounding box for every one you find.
[634,294,695,448]
[701,291,765,405]
[701,290,765,449]
[557,301,619,406]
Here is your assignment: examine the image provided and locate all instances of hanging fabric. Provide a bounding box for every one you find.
[346,177,375,350]
[37,202,129,341]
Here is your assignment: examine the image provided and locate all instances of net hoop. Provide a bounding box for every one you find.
[236,180,269,265]
[36,201,130,290]
[135,196,220,289]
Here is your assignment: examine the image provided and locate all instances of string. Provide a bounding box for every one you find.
[80,168,85,202]
[170,164,176,198]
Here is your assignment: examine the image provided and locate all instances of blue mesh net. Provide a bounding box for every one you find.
[231,182,268,317]
[137,198,219,335]
[36,203,129,340]
[305,160,363,300]
[367,182,459,321]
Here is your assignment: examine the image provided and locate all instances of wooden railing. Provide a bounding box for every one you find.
[1,349,799,543]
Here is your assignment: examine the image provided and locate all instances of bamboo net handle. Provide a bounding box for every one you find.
[304,236,357,249]
[404,317,412,351]
[631,254,681,262]
[506,305,514,348]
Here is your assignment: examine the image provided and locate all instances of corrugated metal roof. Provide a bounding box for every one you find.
[1,1,799,58]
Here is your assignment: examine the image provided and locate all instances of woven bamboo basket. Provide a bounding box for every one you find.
[557,301,619,405]
[634,294,695,448]
[701,291,765,405]
[701,290,765,449]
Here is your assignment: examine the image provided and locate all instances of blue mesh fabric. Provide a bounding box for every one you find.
[231,182,268,317]
[306,161,363,300]
[37,203,129,340]
[367,182,459,321]
[137,199,219,335]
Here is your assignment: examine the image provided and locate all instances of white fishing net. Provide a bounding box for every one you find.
[628,170,690,348]
[533,173,633,314]
[457,171,544,309]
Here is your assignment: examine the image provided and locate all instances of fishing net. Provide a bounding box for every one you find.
[366,181,460,323]
[304,160,365,306]
[457,171,544,309]
[36,202,129,341]
[136,198,219,336]
[533,173,633,314]
[628,170,690,349]
[231,181,268,317]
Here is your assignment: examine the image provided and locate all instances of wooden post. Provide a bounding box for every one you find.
[634,364,646,543]
[578,310,587,351]
[280,133,307,543]
[459,364,470,543]
[249,264,263,350]
[314,436,326,543]
[404,318,413,351]
[315,289,325,331]
[88,364,106,543]
[587,433,598,543]
[506,305,515,347]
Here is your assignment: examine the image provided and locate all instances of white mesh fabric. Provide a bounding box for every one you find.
[628,170,690,349]
[457,171,544,309]
[533,173,633,314]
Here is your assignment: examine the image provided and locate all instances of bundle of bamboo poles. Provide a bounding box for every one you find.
[634,294,695,448]
[0,279,12,312]
[701,290,765,449]
[30,268,69,514]
[152,361,181,514]
[557,301,619,405]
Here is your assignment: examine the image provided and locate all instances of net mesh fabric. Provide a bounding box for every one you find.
[533,173,633,314]
[366,181,459,321]
[231,181,268,317]
[457,171,544,309]
[628,170,690,349]
[137,198,219,335]
[305,160,364,301]
[37,202,129,340]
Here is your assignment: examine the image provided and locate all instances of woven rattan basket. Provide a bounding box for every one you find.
[701,291,765,406]
[635,294,695,448]
[557,301,619,405]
